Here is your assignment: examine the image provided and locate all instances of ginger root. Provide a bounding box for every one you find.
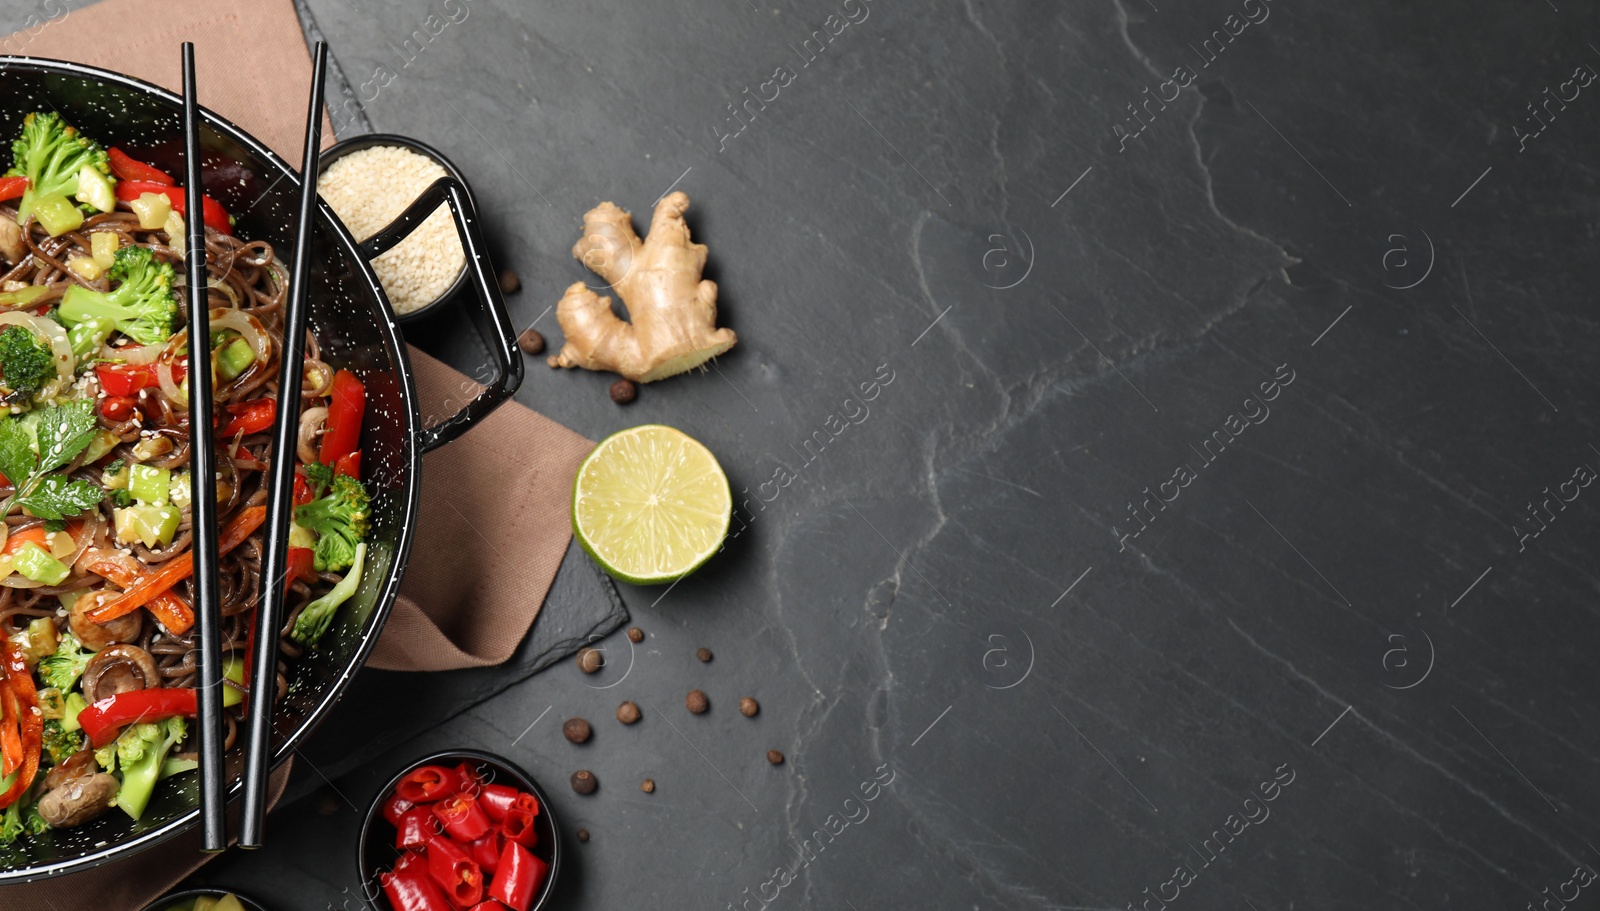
[548,192,737,383]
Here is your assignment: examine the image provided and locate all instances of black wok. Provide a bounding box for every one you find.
[0,57,523,881]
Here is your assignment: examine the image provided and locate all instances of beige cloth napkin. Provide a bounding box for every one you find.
[1,0,595,905]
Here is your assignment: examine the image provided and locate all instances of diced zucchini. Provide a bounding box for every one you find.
[168,469,191,509]
[22,617,56,664]
[66,253,103,282]
[288,521,315,550]
[13,542,69,585]
[90,231,119,269]
[128,192,171,231]
[74,165,115,214]
[112,504,180,548]
[0,286,49,309]
[32,194,83,237]
[129,463,169,506]
[217,337,256,380]
[81,430,119,466]
[164,211,185,258]
[223,656,244,708]
[101,460,130,490]
[61,691,86,732]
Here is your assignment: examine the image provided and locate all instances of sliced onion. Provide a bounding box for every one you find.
[298,406,327,464]
[0,311,73,382]
[210,307,269,365]
[157,358,187,407]
[118,342,166,366]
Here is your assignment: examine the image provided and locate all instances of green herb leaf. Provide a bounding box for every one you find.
[35,401,97,474]
[107,488,132,508]
[17,476,104,520]
[42,518,65,533]
[0,418,35,490]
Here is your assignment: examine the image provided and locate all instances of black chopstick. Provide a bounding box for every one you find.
[240,40,328,849]
[181,42,228,855]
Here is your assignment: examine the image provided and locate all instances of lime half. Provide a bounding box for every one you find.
[572,424,732,585]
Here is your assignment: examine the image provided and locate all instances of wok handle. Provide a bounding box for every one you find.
[359,175,524,452]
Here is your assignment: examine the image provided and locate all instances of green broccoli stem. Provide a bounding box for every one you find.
[115,717,185,821]
[291,543,366,647]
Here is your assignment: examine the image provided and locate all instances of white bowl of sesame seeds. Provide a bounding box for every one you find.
[317,134,472,322]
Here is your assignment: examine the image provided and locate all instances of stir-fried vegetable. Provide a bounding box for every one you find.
[57,245,179,346]
[6,111,115,229]
[296,465,370,573]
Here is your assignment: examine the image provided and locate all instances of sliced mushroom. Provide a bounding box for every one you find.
[37,772,118,828]
[298,406,328,464]
[80,644,160,704]
[0,219,22,268]
[43,748,98,791]
[69,591,143,651]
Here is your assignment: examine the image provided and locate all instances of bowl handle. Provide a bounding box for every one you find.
[357,175,525,452]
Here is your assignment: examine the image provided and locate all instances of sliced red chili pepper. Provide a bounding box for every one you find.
[434,792,491,843]
[115,180,233,236]
[319,369,365,464]
[108,148,174,185]
[0,176,26,202]
[468,903,509,911]
[477,784,519,823]
[381,869,452,911]
[501,807,537,847]
[77,687,198,749]
[425,834,484,907]
[221,398,276,437]
[98,396,139,423]
[286,546,317,585]
[395,764,469,803]
[333,450,361,480]
[393,850,427,876]
[395,806,438,851]
[487,840,547,911]
[512,792,540,817]
[381,792,415,827]
[95,363,159,396]
[468,831,503,876]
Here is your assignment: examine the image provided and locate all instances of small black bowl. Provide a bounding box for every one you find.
[318,134,472,324]
[140,888,270,911]
[357,749,561,911]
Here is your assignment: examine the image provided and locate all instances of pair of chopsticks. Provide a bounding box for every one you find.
[180,40,329,852]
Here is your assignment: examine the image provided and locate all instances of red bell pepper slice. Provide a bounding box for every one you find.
[469,903,509,911]
[115,180,233,236]
[108,148,174,185]
[96,363,160,396]
[287,546,317,585]
[0,176,26,203]
[469,831,503,876]
[395,806,438,850]
[0,643,41,810]
[382,869,452,911]
[98,396,139,423]
[333,450,361,481]
[395,764,469,803]
[221,398,276,437]
[477,784,519,823]
[77,687,198,749]
[293,470,315,507]
[434,792,491,843]
[426,834,485,907]
[501,807,537,847]
[488,840,547,911]
[381,792,415,827]
[319,370,364,464]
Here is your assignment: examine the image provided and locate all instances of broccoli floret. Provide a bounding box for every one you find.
[111,715,184,821]
[57,246,177,346]
[0,325,54,401]
[302,460,334,497]
[0,803,20,846]
[291,542,366,647]
[41,719,83,767]
[295,473,370,573]
[37,632,91,691]
[7,111,114,224]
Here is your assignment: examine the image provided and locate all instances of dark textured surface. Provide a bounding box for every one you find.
[28,0,1600,908]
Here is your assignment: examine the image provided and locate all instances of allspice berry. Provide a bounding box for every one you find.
[767,749,785,765]
[577,647,603,674]
[499,268,522,295]
[686,690,709,714]
[570,770,598,795]
[627,627,645,643]
[640,778,655,794]
[616,701,641,724]
[609,378,637,404]
[696,647,713,663]
[562,717,592,744]
[739,697,760,717]
[576,828,590,843]
[517,327,545,355]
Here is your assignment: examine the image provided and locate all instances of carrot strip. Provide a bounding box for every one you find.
[86,505,266,624]
[85,558,196,635]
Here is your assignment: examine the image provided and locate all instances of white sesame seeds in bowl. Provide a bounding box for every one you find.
[317,135,471,322]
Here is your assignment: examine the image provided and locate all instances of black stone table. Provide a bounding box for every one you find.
[75,0,1600,908]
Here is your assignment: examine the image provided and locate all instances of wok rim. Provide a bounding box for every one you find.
[0,55,424,882]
